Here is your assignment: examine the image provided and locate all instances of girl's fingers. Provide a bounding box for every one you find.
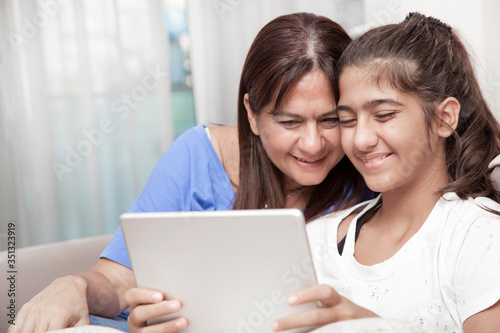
[125,287,164,307]
[272,307,340,332]
[137,317,188,333]
[128,300,182,327]
[287,284,341,307]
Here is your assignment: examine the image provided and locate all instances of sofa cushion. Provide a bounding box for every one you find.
[0,234,113,332]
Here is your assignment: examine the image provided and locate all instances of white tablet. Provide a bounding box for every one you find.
[120,209,319,333]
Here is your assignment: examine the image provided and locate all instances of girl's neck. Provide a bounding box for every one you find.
[354,178,447,266]
[377,163,449,230]
[380,189,439,226]
[382,152,449,214]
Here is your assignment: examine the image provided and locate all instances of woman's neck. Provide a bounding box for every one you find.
[284,186,311,210]
[209,126,240,191]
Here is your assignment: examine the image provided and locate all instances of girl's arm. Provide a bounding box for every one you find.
[463,300,500,333]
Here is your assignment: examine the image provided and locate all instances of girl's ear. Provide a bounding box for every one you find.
[436,97,460,138]
[244,93,260,136]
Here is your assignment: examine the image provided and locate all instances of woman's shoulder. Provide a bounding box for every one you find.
[173,125,237,155]
[207,125,238,148]
[154,125,229,172]
[172,124,210,147]
[208,125,238,158]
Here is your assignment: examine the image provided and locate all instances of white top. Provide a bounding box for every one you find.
[307,193,500,333]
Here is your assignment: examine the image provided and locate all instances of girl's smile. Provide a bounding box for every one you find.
[337,66,448,195]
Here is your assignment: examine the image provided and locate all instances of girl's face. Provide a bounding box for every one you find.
[337,66,446,194]
[245,69,344,189]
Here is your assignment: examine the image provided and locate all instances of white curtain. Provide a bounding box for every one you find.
[356,0,500,119]
[187,0,365,126]
[0,0,173,248]
[396,0,500,119]
[188,0,500,125]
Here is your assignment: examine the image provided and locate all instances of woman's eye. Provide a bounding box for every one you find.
[279,120,300,127]
[321,117,340,127]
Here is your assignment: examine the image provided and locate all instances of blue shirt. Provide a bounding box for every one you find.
[101,125,236,268]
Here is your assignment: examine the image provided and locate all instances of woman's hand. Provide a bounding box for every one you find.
[8,258,135,333]
[125,287,188,332]
[271,284,378,332]
[8,275,91,332]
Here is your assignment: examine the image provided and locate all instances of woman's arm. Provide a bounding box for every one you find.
[8,258,135,333]
[86,258,136,317]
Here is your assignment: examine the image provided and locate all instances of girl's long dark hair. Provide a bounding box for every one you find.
[232,12,364,221]
[337,12,500,204]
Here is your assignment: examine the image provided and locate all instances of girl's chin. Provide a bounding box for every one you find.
[364,178,396,193]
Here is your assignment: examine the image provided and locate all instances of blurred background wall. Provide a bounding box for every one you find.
[1,0,499,249]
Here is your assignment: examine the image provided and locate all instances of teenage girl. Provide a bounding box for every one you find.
[273,12,500,333]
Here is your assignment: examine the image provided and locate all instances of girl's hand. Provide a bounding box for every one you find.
[271,284,378,332]
[125,287,188,332]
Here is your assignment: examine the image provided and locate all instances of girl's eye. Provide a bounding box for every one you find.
[376,112,396,121]
[339,118,356,126]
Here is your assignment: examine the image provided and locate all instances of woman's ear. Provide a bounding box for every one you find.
[244,93,260,136]
[436,97,460,138]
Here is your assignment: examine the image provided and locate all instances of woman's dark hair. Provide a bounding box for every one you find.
[232,12,364,221]
[337,12,500,203]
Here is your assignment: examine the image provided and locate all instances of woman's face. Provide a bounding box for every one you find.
[336,65,446,194]
[245,69,344,189]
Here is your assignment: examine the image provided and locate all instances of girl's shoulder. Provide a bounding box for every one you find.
[325,196,381,220]
[435,193,500,244]
[307,196,381,235]
[440,192,500,220]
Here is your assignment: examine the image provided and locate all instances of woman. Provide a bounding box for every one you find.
[124,12,367,332]
[272,13,500,333]
[10,13,366,333]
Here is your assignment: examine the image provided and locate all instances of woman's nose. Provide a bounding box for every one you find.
[298,125,324,155]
